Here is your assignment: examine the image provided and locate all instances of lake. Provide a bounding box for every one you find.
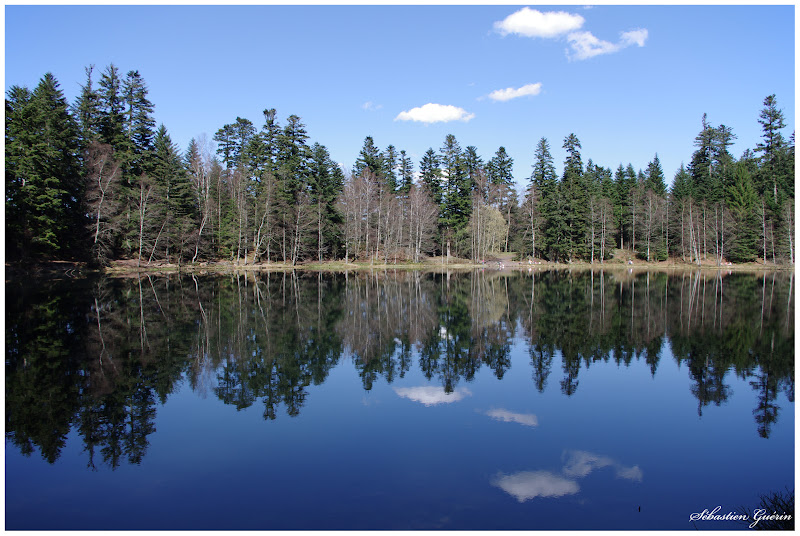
[5,268,794,530]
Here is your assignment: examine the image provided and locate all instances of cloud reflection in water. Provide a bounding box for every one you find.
[493,450,642,502]
[492,471,580,501]
[393,386,471,406]
[484,409,538,427]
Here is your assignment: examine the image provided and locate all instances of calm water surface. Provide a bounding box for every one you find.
[5,269,794,530]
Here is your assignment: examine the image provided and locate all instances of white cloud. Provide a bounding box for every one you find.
[488,83,543,102]
[566,31,620,60]
[394,386,471,406]
[485,409,538,427]
[493,451,641,504]
[494,7,584,38]
[562,450,615,477]
[615,465,644,482]
[362,101,382,112]
[562,450,643,482]
[492,471,580,502]
[621,28,648,47]
[567,28,648,60]
[395,103,475,124]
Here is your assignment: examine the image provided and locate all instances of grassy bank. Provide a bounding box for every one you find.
[7,253,794,279]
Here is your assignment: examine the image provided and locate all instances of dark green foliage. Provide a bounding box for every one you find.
[755,94,788,203]
[419,147,443,206]
[382,144,399,191]
[462,145,485,185]
[353,135,384,180]
[122,70,156,177]
[152,124,197,261]
[4,65,794,266]
[689,113,717,204]
[98,64,126,154]
[487,146,513,189]
[214,117,255,170]
[309,142,345,260]
[398,149,414,194]
[530,137,560,260]
[72,65,102,147]
[440,134,472,236]
[560,133,588,260]
[726,162,760,262]
[645,154,666,195]
[6,74,83,260]
[276,114,310,199]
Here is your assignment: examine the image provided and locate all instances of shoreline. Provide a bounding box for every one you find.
[6,258,794,278]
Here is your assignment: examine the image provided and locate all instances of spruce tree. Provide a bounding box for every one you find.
[726,162,759,262]
[5,74,83,259]
[645,154,666,195]
[531,137,560,260]
[152,124,196,261]
[353,136,384,180]
[309,142,344,260]
[419,148,443,206]
[98,64,126,154]
[123,70,156,177]
[755,94,787,204]
[382,144,399,191]
[439,134,471,242]
[72,65,102,149]
[561,133,587,260]
[398,149,414,195]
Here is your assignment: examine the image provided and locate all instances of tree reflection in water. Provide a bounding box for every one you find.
[5,269,794,468]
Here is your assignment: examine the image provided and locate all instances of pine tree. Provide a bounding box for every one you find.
[561,133,587,260]
[398,149,414,195]
[309,142,344,261]
[462,146,485,186]
[123,70,156,177]
[72,65,102,148]
[439,134,471,250]
[98,64,126,153]
[5,74,83,259]
[645,154,666,195]
[726,162,759,262]
[419,148,443,206]
[353,136,384,180]
[531,137,560,260]
[689,113,720,214]
[152,124,196,262]
[487,146,515,251]
[755,94,787,204]
[382,144,399,191]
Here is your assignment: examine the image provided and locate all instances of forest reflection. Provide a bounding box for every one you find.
[6,269,794,469]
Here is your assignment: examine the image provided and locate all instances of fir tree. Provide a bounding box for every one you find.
[726,162,759,262]
[123,70,156,177]
[382,144,399,191]
[419,148,443,206]
[531,137,560,260]
[561,133,587,260]
[72,65,102,148]
[353,136,384,180]
[152,124,196,261]
[5,74,83,259]
[398,149,414,195]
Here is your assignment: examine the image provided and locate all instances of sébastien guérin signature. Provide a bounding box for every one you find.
[689,506,793,528]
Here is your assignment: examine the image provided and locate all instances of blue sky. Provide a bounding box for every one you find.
[5,4,795,190]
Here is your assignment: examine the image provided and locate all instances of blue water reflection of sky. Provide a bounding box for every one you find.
[6,331,794,530]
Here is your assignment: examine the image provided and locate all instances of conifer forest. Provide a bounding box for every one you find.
[6,65,796,268]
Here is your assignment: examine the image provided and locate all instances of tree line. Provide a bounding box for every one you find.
[6,65,795,266]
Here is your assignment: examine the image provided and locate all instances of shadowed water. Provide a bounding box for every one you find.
[5,269,794,530]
